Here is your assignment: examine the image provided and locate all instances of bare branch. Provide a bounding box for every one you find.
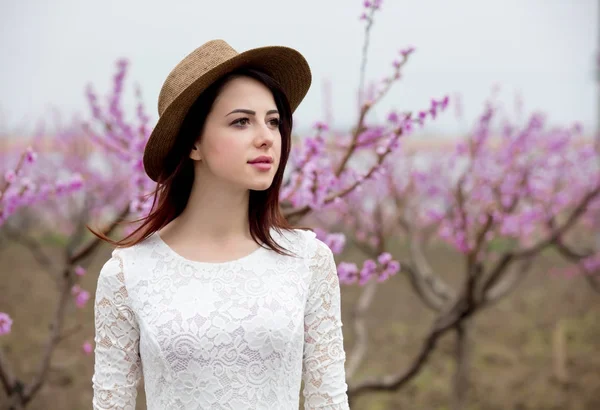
[0,348,17,397]
[553,238,591,260]
[546,219,600,293]
[69,205,129,263]
[56,324,83,345]
[346,280,379,380]
[479,254,514,300]
[401,210,454,311]
[348,294,477,398]
[1,223,59,279]
[483,258,533,305]
[22,266,74,403]
[406,235,453,311]
[357,8,375,105]
[553,241,600,293]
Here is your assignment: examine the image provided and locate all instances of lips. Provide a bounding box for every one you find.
[248,156,273,164]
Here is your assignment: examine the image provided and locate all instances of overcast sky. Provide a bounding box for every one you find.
[0,0,597,137]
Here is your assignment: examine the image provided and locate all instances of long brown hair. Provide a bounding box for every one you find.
[89,67,301,255]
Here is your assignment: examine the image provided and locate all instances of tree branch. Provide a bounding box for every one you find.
[0,348,17,397]
[69,205,129,263]
[1,204,132,405]
[346,280,379,380]
[549,224,600,293]
[348,294,477,398]
[22,265,74,404]
[483,258,534,305]
[284,130,403,223]
[478,254,514,300]
[514,184,600,259]
[1,223,60,279]
[405,226,454,311]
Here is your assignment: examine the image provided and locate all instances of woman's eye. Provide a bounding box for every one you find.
[269,118,280,127]
[233,118,250,126]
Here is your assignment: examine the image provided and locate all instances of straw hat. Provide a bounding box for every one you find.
[142,39,312,182]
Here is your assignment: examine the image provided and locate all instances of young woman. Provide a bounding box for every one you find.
[91,39,350,409]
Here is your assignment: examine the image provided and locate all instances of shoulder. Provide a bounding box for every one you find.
[275,228,334,265]
[114,233,158,260]
[98,233,158,284]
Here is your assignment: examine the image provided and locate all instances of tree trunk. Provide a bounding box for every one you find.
[3,393,25,410]
[452,322,471,410]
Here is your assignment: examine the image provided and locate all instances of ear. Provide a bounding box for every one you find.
[189,143,202,161]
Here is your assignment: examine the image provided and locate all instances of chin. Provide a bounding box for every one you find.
[248,181,273,191]
[246,176,275,191]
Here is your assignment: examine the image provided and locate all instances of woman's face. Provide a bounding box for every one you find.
[190,76,282,192]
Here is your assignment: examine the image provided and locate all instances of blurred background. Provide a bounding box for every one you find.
[1,0,599,409]
[1,0,596,136]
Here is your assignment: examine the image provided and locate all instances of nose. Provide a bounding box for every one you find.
[254,122,275,148]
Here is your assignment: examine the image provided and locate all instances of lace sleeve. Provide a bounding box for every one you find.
[92,250,142,410]
[302,240,350,409]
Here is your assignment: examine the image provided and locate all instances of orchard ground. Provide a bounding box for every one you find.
[0,232,599,410]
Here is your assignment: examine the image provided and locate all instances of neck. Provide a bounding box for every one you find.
[171,177,251,242]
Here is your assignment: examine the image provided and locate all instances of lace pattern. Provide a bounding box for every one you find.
[92,228,349,409]
[302,240,348,408]
[92,254,142,410]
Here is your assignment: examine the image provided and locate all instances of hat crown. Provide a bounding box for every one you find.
[157,40,239,115]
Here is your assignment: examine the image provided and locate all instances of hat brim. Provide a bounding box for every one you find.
[143,45,312,182]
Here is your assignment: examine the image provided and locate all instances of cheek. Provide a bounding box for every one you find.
[204,134,243,167]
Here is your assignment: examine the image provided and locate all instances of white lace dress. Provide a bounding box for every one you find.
[92,228,349,409]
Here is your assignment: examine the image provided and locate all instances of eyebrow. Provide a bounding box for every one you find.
[226,109,279,117]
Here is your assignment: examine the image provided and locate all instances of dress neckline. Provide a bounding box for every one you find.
[152,231,268,268]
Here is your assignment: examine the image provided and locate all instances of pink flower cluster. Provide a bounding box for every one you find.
[282,94,448,213]
[384,97,599,258]
[84,58,156,226]
[360,0,383,20]
[0,147,84,226]
[337,252,400,285]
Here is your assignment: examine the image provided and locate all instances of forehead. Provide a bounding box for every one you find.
[213,76,276,111]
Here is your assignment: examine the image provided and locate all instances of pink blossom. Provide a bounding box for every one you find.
[324,233,346,254]
[82,341,93,355]
[25,147,37,163]
[400,46,415,57]
[377,252,392,265]
[359,259,378,284]
[313,121,329,132]
[0,312,13,336]
[4,170,16,183]
[387,111,400,123]
[75,290,90,308]
[337,262,359,284]
[386,261,401,275]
